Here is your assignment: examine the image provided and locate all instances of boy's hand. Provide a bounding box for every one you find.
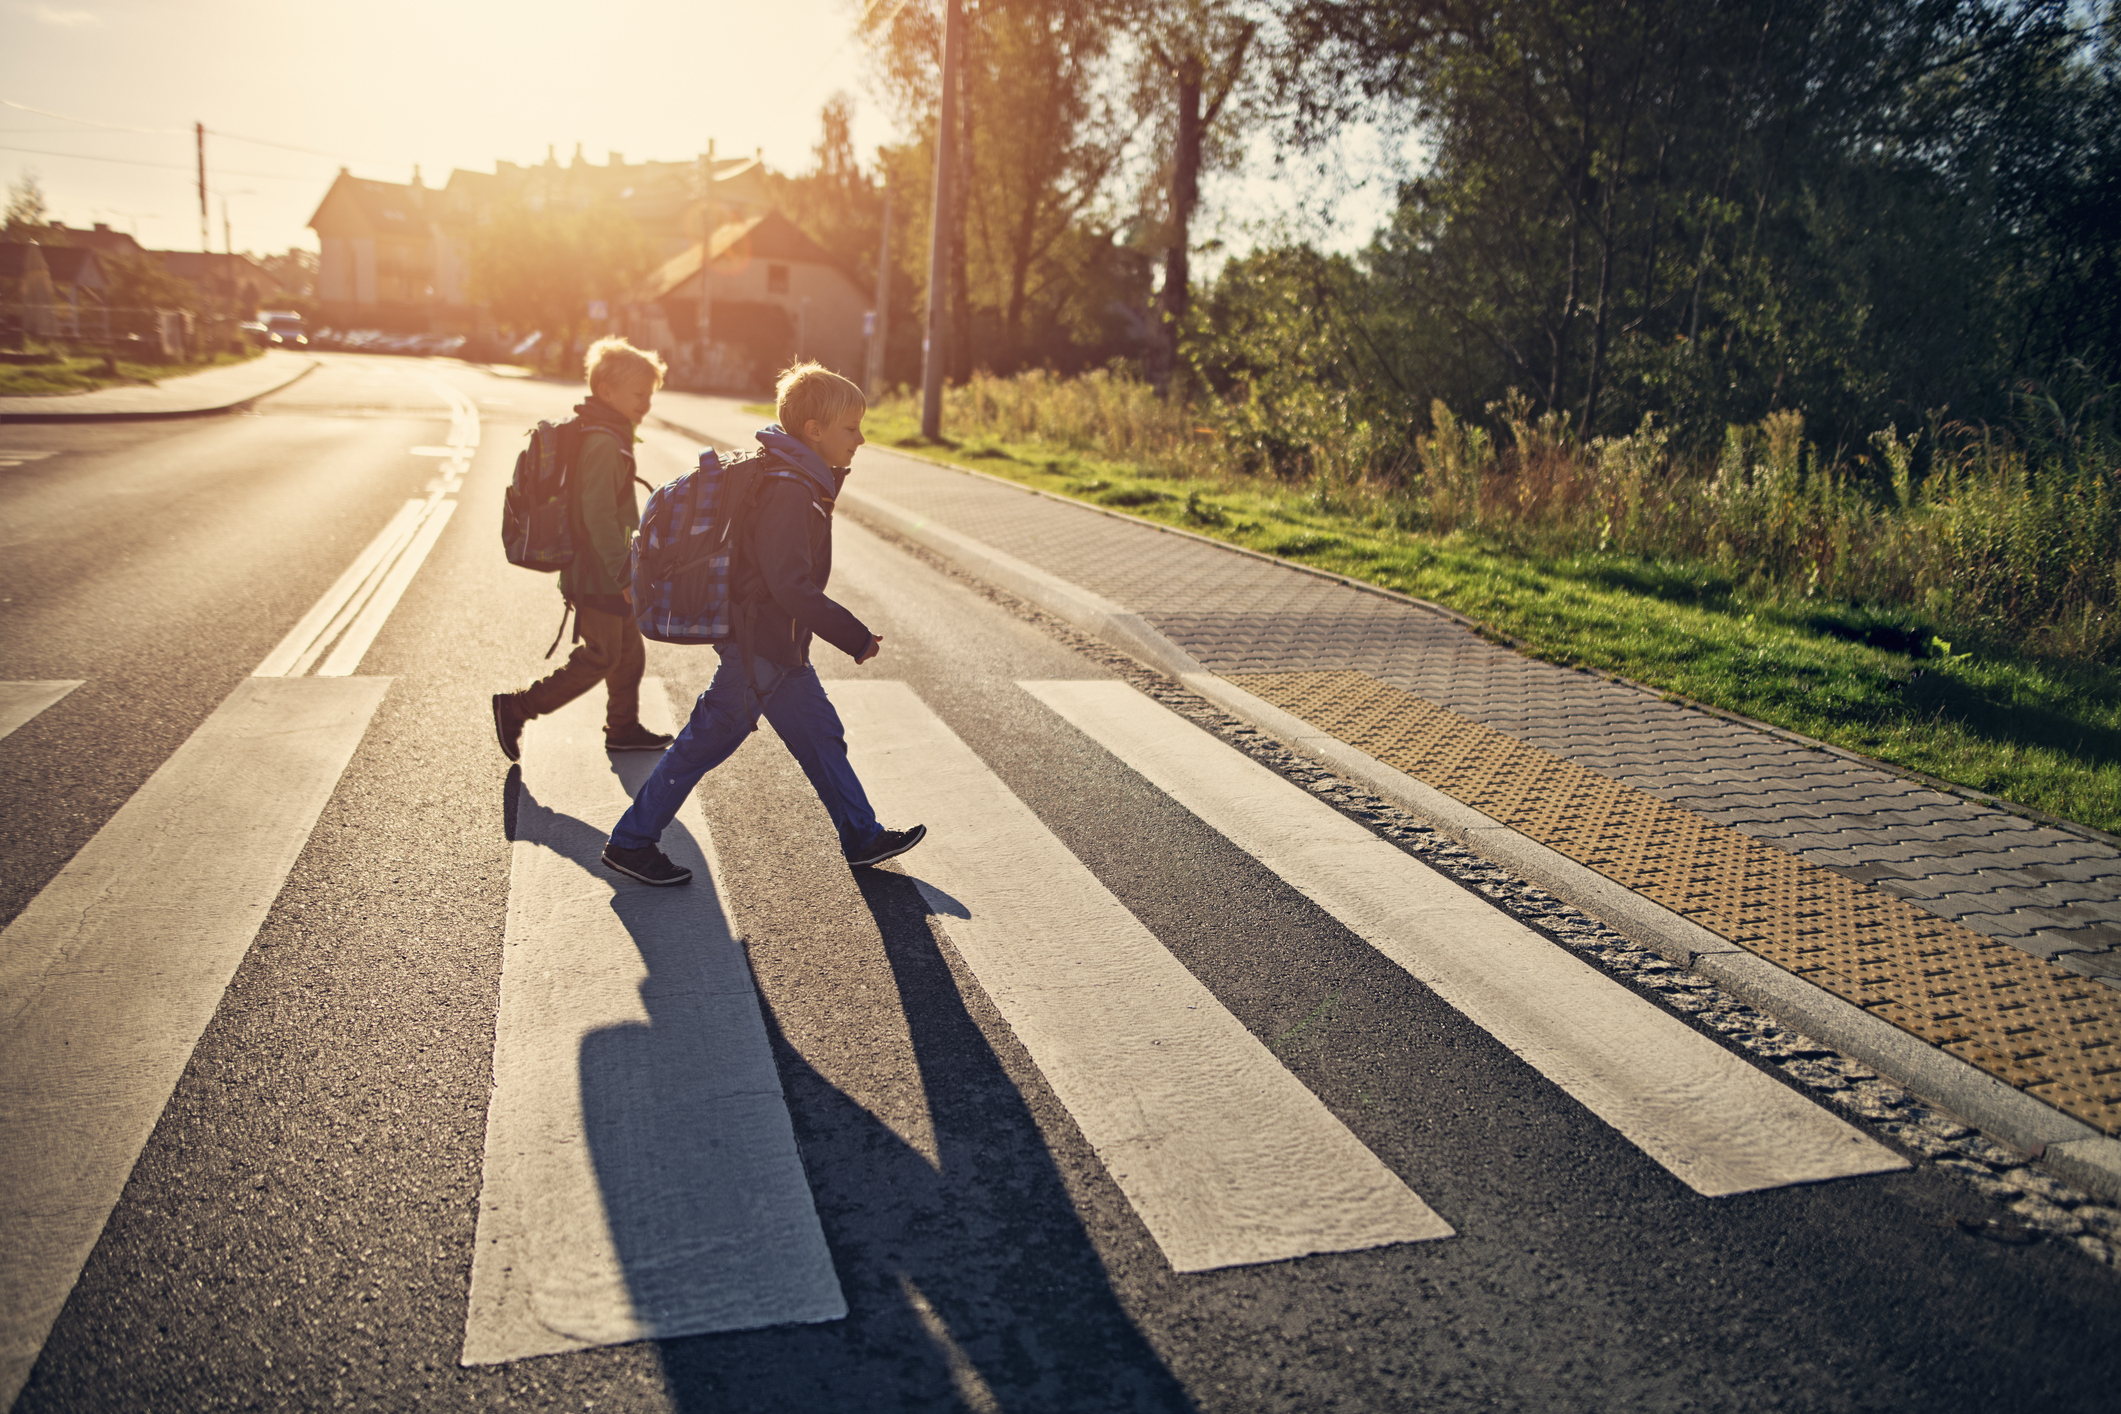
[855,634,882,665]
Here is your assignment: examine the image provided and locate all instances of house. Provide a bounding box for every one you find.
[310,144,775,336]
[1,241,107,339]
[630,212,869,391]
[43,222,286,316]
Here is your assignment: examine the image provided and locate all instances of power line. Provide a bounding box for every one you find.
[1,98,380,163]
[0,144,315,182]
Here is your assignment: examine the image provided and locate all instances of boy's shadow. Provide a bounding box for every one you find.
[506,763,1193,1411]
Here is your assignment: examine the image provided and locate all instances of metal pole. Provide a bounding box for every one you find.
[196,122,208,253]
[919,0,962,441]
[866,182,891,397]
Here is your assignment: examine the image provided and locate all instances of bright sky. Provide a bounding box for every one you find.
[1,0,1406,262]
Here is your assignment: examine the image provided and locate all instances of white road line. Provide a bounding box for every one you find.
[835,680,1453,1273]
[0,680,81,742]
[1021,679,1909,1199]
[253,499,425,677]
[0,676,390,1407]
[255,378,478,679]
[316,500,457,677]
[461,682,843,1366]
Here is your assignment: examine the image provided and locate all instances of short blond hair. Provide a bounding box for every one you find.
[585,336,666,397]
[776,361,865,436]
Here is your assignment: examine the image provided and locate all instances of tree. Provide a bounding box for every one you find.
[5,169,50,239]
[1130,0,1258,394]
[864,0,1140,373]
[1274,0,2118,451]
[470,199,649,364]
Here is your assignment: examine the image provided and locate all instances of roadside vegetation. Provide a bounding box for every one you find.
[865,370,2121,836]
[0,346,260,397]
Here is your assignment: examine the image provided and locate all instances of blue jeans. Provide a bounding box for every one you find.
[609,646,880,856]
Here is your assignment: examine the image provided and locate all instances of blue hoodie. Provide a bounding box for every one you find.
[728,424,870,666]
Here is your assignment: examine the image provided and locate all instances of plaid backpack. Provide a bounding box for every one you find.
[628,446,773,644]
[500,419,584,571]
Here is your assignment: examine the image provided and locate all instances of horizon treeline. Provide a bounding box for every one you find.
[781,0,2118,463]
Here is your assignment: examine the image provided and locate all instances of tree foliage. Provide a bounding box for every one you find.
[1270,0,2121,453]
[469,197,649,353]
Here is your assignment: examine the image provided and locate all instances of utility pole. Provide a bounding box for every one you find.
[866,181,891,397]
[222,197,231,256]
[919,0,962,441]
[195,122,208,253]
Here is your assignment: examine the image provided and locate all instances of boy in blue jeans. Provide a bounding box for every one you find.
[599,362,924,886]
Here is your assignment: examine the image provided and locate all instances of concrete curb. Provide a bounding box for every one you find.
[838,480,2121,1207]
[0,356,320,424]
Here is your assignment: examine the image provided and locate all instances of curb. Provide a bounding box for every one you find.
[0,356,320,424]
[836,480,2121,1207]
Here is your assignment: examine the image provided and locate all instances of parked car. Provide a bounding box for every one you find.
[238,320,270,348]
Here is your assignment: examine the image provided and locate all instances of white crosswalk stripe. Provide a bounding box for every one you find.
[834,679,1455,1274]
[0,676,388,1405]
[1021,679,1908,1198]
[0,681,80,743]
[0,378,473,1405]
[462,683,844,1366]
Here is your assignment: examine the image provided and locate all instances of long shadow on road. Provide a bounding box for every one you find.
[645,864,1193,1413]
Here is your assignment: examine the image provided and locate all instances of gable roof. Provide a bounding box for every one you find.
[308,171,433,237]
[0,242,105,288]
[639,213,857,301]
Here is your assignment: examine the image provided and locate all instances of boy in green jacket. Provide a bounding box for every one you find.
[492,337,673,760]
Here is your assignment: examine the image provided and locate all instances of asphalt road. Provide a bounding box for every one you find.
[2,353,2117,1412]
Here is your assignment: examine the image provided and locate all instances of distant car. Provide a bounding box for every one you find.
[238,320,270,348]
[259,311,309,349]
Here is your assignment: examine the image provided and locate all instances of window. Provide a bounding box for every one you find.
[766,264,789,294]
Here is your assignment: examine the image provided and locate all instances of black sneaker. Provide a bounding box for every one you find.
[492,693,527,762]
[600,842,693,887]
[605,723,674,752]
[846,824,927,868]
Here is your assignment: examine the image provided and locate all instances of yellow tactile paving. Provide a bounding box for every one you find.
[1229,669,2121,1136]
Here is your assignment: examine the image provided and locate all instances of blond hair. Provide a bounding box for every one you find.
[584,336,666,397]
[775,361,865,436]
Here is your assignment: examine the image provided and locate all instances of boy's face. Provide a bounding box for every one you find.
[601,372,656,426]
[801,406,866,470]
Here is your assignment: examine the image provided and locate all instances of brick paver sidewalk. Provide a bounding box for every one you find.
[0,349,316,421]
[654,393,2121,1147]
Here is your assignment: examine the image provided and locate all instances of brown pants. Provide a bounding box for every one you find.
[515,604,644,732]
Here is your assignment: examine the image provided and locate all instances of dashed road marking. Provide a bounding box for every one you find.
[1022,678,1908,1199]
[836,679,1453,1273]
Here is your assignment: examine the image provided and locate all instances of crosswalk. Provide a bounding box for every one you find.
[0,449,1909,1391]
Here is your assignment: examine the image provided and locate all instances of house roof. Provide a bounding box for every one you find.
[0,242,105,288]
[638,213,854,301]
[308,171,434,237]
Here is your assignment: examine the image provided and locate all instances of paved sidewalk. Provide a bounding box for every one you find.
[0,349,316,422]
[655,393,2121,1183]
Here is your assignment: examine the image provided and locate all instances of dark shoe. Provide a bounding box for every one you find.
[600,842,692,887]
[605,722,674,752]
[492,692,528,762]
[846,824,927,868]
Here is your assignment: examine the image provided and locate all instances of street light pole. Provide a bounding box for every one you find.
[866,181,891,398]
[919,0,962,441]
[195,122,208,254]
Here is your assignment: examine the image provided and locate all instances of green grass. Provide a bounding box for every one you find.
[0,348,260,397]
[859,405,2121,836]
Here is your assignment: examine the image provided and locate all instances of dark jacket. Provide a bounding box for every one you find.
[560,396,639,613]
[730,450,872,667]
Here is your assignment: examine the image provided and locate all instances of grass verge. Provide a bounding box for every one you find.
[860,404,2121,836]
[0,348,261,397]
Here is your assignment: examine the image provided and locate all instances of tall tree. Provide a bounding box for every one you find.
[864,0,1137,372]
[1131,0,1258,394]
[1275,0,2114,449]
